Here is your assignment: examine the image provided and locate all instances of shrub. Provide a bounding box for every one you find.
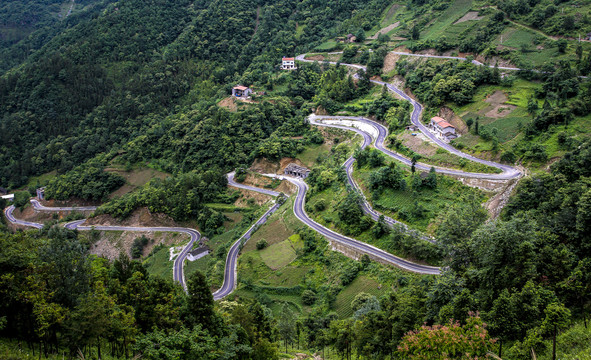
[131,235,150,258]
[314,199,326,212]
[256,239,268,250]
[302,290,316,306]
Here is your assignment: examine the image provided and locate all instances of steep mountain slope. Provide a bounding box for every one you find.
[0,0,391,188]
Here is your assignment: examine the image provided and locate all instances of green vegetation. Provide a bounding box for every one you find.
[3,0,591,358]
[352,146,487,233]
[131,235,150,259]
[44,158,125,201]
[143,244,176,280]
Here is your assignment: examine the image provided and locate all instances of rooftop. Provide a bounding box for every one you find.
[431,116,445,123]
[437,121,454,129]
[233,85,249,91]
[283,57,295,61]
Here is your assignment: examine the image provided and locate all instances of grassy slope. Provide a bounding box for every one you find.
[421,0,474,41]
[353,164,487,233]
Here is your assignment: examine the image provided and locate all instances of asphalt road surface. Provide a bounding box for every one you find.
[4,205,43,229]
[30,199,98,211]
[311,115,521,180]
[64,220,201,291]
[312,120,436,243]
[212,200,282,300]
[7,181,288,299]
[297,53,522,180]
[264,174,441,275]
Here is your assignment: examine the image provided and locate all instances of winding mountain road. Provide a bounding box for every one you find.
[8,183,284,297]
[64,220,201,291]
[213,199,282,300]
[296,54,522,181]
[3,51,526,297]
[4,205,43,229]
[264,174,441,275]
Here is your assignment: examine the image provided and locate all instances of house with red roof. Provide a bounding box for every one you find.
[281,57,297,70]
[429,116,458,142]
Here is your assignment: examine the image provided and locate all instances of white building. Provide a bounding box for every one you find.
[281,57,297,70]
[429,116,458,142]
[232,85,252,98]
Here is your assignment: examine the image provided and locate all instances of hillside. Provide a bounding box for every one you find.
[1,0,591,359]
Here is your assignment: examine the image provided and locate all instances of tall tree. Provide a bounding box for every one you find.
[185,271,215,332]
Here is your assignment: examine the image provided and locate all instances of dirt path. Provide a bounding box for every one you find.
[65,0,75,18]
[507,18,559,41]
[253,6,261,36]
[369,21,400,40]
[485,177,520,219]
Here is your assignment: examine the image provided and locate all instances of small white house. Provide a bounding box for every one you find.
[232,85,252,98]
[429,116,458,142]
[281,57,297,70]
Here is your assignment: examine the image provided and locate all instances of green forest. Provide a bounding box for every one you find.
[2,0,591,358]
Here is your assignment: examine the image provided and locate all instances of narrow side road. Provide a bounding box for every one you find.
[212,200,282,300]
[264,174,442,275]
[312,120,435,242]
[30,199,98,211]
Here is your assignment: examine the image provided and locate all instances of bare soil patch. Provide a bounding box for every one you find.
[484,177,520,219]
[314,105,329,115]
[484,90,508,104]
[305,55,325,62]
[452,176,508,191]
[475,54,516,68]
[234,188,272,207]
[41,198,100,207]
[89,230,188,260]
[218,96,238,112]
[485,105,517,118]
[454,11,484,24]
[399,132,438,156]
[382,52,401,74]
[250,157,280,174]
[85,207,176,227]
[416,48,439,56]
[438,107,469,134]
[482,90,516,118]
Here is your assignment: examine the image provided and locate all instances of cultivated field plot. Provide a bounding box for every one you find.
[262,264,310,287]
[259,234,303,270]
[420,0,473,40]
[334,276,386,318]
[452,79,539,145]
